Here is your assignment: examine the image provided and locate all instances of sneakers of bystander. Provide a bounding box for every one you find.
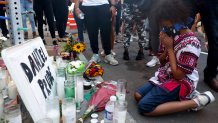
[146,56,160,67]
[104,54,119,66]
[90,54,101,63]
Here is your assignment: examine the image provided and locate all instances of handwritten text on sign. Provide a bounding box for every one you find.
[20,47,54,99]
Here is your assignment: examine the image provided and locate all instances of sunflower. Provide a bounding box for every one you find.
[72,43,86,53]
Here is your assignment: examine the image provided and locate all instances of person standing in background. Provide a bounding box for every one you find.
[20,0,36,39]
[122,0,148,61]
[197,0,218,92]
[0,0,9,38]
[74,0,119,66]
[33,0,57,45]
[72,0,85,42]
[52,0,68,42]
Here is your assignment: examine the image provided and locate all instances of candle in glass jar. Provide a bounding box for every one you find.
[0,94,4,118]
[62,106,76,123]
[8,81,18,100]
[76,77,84,102]
[64,81,75,98]
[57,77,65,100]
[0,69,7,91]
[47,109,60,123]
[62,98,76,123]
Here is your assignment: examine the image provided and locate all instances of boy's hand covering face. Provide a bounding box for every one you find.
[160,32,174,50]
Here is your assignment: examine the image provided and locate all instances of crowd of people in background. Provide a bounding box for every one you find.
[0,0,218,116]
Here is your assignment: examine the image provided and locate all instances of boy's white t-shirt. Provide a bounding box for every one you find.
[82,0,109,6]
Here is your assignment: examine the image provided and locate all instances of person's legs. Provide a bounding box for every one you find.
[134,82,155,102]
[43,1,56,39]
[98,4,111,55]
[33,1,44,40]
[115,4,122,36]
[135,17,146,60]
[21,0,28,39]
[53,0,68,39]
[122,3,134,60]
[26,0,36,38]
[199,2,218,92]
[73,9,84,42]
[0,7,9,37]
[146,15,160,67]
[136,84,215,116]
[82,6,99,54]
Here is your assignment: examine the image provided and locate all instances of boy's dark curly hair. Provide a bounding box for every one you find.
[152,0,190,24]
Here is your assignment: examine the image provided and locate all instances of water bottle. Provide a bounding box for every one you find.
[104,96,117,123]
[79,12,84,20]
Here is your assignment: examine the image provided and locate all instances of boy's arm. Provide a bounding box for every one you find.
[160,32,186,80]
[167,49,186,80]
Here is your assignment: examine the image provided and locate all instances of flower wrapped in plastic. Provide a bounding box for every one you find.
[66,60,85,75]
[77,81,116,123]
[83,62,104,81]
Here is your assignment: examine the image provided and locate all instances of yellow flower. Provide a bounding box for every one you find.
[72,43,86,53]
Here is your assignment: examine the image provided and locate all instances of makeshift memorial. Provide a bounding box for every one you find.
[76,81,116,123]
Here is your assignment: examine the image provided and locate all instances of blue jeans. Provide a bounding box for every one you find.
[21,0,35,32]
[136,82,180,114]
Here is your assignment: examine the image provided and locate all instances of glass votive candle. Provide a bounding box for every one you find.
[113,101,128,123]
[46,97,60,123]
[62,98,76,123]
[116,79,127,101]
[64,80,75,98]
[36,118,53,123]
[4,104,22,123]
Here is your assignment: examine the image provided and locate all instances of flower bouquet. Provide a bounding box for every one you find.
[61,34,86,60]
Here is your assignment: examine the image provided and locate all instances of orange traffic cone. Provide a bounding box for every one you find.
[67,12,77,30]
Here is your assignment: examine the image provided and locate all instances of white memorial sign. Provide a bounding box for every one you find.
[1,37,56,122]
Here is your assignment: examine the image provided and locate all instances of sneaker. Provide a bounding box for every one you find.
[104,54,119,65]
[100,51,116,57]
[136,50,144,60]
[90,54,101,63]
[146,56,160,67]
[111,50,116,56]
[192,91,215,111]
